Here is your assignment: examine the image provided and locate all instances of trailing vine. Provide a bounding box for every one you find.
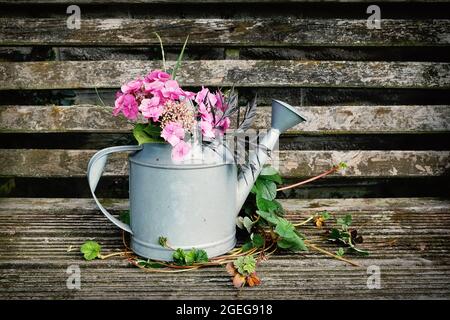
[77,163,368,288]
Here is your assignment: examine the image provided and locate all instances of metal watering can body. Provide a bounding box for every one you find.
[87,100,306,260]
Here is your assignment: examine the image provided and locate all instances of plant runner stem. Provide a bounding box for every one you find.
[277,165,339,192]
[304,240,360,267]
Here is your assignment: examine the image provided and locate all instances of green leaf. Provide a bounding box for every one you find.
[172,248,186,265]
[256,210,280,225]
[234,256,256,276]
[158,236,168,247]
[133,123,163,145]
[259,174,282,184]
[80,241,101,261]
[277,236,307,251]
[136,259,165,268]
[328,228,342,241]
[119,210,130,225]
[348,245,369,256]
[241,241,254,252]
[254,179,277,201]
[172,248,208,265]
[337,214,352,230]
[154,32,166,72]
[256,196,280,214]
[260,165,278,176]
[336,247,345,257]
[171,35,189,80]
[274,219,296,239]
[320,211,331,220]
[143,122,162,138]
[243,216,254,233]
[194,249,209,263]
[251,234,265,248]
[184,250,196,265]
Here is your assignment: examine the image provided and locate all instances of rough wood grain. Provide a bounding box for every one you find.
[0,197,449,299]
[1,60,449,90]
[0,149,448,178]
[1,18,448,46]
[2,105,449,133]
[1,0,448,3]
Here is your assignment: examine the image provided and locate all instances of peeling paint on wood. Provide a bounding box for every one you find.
[1,18,449,46]
[0,197,449,299]
[1,105,449,133]
[1,60,449,90]
[0,149,448,178]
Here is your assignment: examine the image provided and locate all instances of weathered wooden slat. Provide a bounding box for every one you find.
[0,197,449,299]
[3,105,448,133]
[1,0,448,3]
[1,18,448,46]
[1,197,448,213]
[0,149,448,178]
[1,60,449,90]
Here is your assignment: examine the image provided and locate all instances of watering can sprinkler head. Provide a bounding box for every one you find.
[236,100,307,212]
[271,99,307,133]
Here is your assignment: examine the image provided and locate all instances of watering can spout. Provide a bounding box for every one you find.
[236,100,306,214]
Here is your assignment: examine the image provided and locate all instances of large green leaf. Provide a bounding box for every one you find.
[256,196,284,215]
[256,210,280,225]
[254,179,277,201]
[259,174,282,184]
[133,123,164,145]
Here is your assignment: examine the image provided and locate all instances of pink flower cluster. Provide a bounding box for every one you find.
[195,87,231,139]
[114,70,194,122]
[113,70,230,162]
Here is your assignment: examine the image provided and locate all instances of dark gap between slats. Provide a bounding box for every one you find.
[2,46,450,62]
[1,133,450,151]
[1,3,449,19]
[1,88,450,106]
[1,177,448,199]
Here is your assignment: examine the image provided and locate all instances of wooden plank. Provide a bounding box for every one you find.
[0,105,450,134]
[1,197,448,213]
[2,105,450,133]
[0,149,448,178]
[0,197,449,299]
[1,0,445,3]
[1,60,449,90]
[1,18,448,46]
[0,0,441,2]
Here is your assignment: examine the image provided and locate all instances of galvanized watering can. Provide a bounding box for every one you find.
[87,100,306,261]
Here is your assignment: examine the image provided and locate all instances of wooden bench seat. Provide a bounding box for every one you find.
[0,0,449,299]
[1,197,449,299]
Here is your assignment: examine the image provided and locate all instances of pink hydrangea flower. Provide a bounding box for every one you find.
[113,93,139,120]
[161,80,184,100]
[180,89,196,100]
[171,140,191,162]
[145,70,171,82]
[121,79,143,94]
[139,96,163,121]
[200,120,215,138]
[161,122,185,146]
[195,87,209,105]
[207,92,217,107]
[215,91,227,112]
[215,117,231,134]
[143,80,164,93]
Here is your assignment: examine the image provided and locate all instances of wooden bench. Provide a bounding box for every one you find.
[0,0,449,299]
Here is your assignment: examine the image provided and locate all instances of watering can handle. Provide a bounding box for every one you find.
[87,145,143,234]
